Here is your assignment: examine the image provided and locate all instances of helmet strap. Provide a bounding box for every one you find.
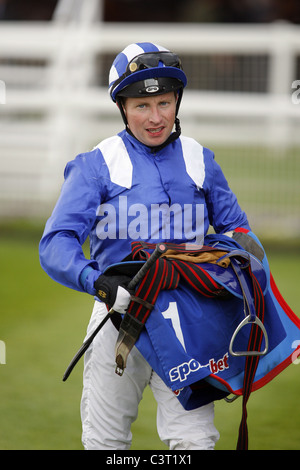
[116,97,129,127]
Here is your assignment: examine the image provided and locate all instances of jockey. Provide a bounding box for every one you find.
[39,42,251,450]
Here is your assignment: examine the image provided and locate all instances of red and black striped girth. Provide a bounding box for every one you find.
[127,241,229,325]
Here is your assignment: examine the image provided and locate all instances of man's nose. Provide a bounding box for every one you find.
[149,106,161,124]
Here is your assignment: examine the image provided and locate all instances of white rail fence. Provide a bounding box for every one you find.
[0,19,299,237]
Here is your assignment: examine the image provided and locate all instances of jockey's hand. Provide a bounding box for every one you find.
[94,274,132,313]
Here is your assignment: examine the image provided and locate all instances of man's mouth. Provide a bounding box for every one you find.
[147,127,164,134]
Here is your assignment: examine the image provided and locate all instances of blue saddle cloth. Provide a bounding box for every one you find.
[128,232,300,410]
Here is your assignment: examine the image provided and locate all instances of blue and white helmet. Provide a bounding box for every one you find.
[109,42,187,104]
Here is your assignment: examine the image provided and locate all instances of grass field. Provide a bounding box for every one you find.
[0,221,299,450]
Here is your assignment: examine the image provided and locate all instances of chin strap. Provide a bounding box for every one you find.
[149,117,181,153]
[124,117,181,153]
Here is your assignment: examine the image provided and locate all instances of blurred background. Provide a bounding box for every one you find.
[0,0,299,450]
[0,0,299,236]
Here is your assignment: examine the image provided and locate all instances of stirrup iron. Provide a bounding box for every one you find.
[229,315,269,357]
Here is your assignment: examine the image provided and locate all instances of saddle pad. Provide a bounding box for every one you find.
[104,232,300,410]
[133,233,300,410]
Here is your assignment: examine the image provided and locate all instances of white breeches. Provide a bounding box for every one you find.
[80,301,220,450]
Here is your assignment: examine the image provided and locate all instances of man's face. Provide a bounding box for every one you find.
[123,92,177,148]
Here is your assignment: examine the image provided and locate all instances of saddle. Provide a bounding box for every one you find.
[103,230,300,450]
